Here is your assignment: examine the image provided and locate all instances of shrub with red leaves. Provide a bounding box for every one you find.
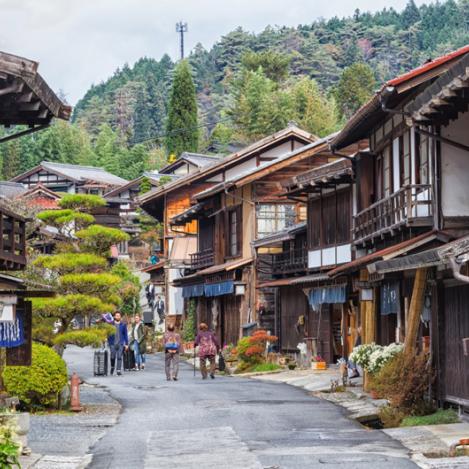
[234,329,278,365]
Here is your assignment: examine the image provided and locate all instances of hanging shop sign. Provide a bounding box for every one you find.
[0,310,24,348]
[380,282,400,315]
[0,295,17,323]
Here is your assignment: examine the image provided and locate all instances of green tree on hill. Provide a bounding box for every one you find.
[335,63,376,120]
[165,60,198,157]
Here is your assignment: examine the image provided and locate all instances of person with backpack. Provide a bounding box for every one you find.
[194,323,220,380]
[163,324,182,381]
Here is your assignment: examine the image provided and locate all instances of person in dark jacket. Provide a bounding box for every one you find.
[194,323,220,380]
[108,312,129,376]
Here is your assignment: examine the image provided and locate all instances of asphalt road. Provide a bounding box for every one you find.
[64,347,417,469]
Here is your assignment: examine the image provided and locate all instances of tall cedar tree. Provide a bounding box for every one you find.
[335,63,376,120]
[165,60,198,157]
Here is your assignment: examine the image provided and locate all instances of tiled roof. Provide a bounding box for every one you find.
[139,124,317,206]
[40,161,128,186]
[0,181,26,199]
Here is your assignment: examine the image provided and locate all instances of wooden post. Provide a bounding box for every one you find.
[362,289,377,391]
[404,268,428,355]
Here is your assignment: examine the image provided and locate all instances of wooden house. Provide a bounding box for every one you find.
[139,124,317,324]
[329,44,469,410]
[0,50,69,369]
[159,152,221,176]
[12,161,127,195]
[170,136,352,347]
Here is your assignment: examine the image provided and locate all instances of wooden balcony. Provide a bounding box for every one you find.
[354,185,434,245]
[0,206,27,270]
[190,249,215,270]
[272,247,308,275]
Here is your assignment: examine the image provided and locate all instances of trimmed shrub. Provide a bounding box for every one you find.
[371,351,434,415]
[3,343,68,410]
[234,330,277,370]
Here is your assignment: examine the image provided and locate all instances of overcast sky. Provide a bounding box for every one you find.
[0,0,427,104]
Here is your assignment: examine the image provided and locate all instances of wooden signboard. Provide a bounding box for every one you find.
[6,300,32,366]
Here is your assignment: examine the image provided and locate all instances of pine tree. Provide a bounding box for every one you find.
[165,60,198,157]
[335,63,376,120]
[94,124,122,174]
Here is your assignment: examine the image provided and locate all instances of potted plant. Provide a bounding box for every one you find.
[311,355,327,370]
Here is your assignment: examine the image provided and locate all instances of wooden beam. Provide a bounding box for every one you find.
[0,81,24,96]
[17,92,34,103]
[404,268,428,355]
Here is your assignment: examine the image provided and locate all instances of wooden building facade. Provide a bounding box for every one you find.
[0,50,70,370]
[330,44,469,410]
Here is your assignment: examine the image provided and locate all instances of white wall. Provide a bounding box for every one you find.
[260,140,293,159]
[441,111,469,217]
[308,243,352,269]
[167,268,184,315]
[225,157,257,180]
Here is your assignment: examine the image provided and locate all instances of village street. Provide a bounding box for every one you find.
[53,346,417,469]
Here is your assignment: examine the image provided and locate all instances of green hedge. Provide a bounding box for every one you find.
[3,343,68,410]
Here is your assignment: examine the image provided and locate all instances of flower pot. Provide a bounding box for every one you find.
[312,361,327,370]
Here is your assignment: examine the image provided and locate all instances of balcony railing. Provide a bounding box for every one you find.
[190,249,215,270]
[272,247,308,275]
[0,206,26,270]
[354,184,433,245]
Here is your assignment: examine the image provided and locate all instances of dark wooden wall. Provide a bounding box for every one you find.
[279,286,309,351]
[308,304,333,363]
[198,218,214,252]
[221,295,241,346]
[441,285,469,404]
[307,187,352,250]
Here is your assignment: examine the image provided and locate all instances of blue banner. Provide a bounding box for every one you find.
[0,312,24,348]
[204,281,234,297]
[381,281,400,316]
[182,284,205,298]
[309,285,347,310]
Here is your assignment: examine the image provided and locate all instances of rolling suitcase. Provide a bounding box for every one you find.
[94,349,108,376]
[123,347,135,371]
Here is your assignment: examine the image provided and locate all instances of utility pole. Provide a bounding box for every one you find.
[175,21,188,60]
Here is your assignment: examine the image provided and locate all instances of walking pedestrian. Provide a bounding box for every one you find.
[163,324,181,381]
[194,323,220,380]
[156,295,165,325]
[130,314,146,371]
[108,311,129,376]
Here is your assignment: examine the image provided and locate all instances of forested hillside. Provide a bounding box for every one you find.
[1,0,469,181]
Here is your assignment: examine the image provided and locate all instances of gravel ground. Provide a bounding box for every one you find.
[27,382,120,458]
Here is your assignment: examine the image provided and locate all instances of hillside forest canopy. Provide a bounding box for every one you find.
[1,0,468,180]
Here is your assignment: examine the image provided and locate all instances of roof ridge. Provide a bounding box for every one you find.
[41,161,107,171]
